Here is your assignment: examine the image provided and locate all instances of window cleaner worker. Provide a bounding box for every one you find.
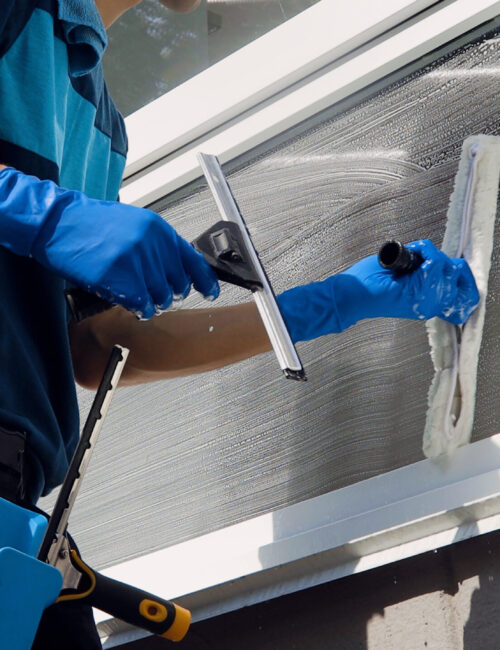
[0,0,479,648]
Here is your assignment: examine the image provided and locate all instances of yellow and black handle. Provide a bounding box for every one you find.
[59,550,191,642]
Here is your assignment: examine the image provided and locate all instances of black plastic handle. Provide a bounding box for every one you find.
[378,240,423,273]
[65,288,113,323]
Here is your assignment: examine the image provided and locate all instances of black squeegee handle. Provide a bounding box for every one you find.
[378,240,423,273]
[65,288,111,323]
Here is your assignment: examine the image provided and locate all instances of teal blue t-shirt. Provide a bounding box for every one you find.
[0,0,128,502]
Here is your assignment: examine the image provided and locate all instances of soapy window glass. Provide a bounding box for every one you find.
[103,0,320,116]
[41,22,500,570]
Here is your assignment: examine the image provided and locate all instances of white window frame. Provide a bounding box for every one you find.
[100,0,500,645]
[100,434,500,646]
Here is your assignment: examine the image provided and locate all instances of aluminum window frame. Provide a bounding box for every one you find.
[99,0,500,644]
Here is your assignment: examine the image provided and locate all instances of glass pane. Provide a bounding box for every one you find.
[41,24,500,570]
[103,0,320,116]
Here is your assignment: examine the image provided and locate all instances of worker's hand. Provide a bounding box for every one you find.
[277,239,479,342]
[337,239,479,326]
[0,168,219,318]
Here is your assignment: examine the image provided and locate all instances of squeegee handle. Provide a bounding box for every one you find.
[378,240,423,273]
[64,551,191,642]
[65,288,113,322]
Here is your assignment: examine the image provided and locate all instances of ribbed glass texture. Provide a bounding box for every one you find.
[42,26,500,569]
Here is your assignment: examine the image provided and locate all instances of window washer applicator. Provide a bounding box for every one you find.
[423,134,500,459]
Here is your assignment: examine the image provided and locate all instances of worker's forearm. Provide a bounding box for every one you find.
[158,0,201,13]
[69,302,272,388]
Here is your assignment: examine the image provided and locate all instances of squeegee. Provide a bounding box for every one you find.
[66,153,305,380]
[193,153,305,380]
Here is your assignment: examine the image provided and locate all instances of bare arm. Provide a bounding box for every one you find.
[69,302,272,389]
[94,0,202,29]
[158,0,202,13]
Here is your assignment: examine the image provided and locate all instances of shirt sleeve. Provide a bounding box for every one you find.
[0,0,37,59]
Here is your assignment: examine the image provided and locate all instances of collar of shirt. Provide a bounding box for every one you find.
[56,0,108,77]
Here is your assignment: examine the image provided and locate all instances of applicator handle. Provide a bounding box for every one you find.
[378,240,423,273]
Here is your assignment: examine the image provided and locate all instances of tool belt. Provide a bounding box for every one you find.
[0,426,30,503]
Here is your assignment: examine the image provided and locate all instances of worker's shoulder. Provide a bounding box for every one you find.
[0,0,53,58]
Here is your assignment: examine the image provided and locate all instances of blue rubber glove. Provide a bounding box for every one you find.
[278,239,479,343]
[0,168,219,319]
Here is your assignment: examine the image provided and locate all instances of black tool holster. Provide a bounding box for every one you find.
[0,427,28,502]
